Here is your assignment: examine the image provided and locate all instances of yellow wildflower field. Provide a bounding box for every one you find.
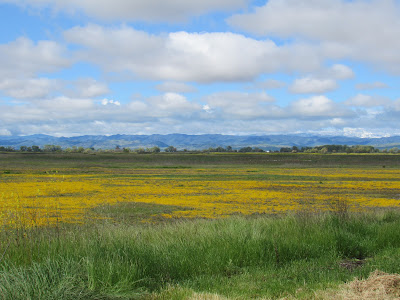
[1,166,400,228]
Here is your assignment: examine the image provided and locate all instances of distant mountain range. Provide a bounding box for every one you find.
[1,134,400,150]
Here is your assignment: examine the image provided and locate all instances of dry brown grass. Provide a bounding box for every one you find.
[181,270,400,300]
[188,293,231,300]
[318,270,400,300]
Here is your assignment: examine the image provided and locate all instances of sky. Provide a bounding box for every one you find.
[1,0,400,138]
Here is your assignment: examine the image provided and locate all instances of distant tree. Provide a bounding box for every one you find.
[215,146,225,152]
[320,147,329,154]
[43,145,62,152]
[20,146,28,152]
[280,147,291,153]
[134,148,146,154]
[252,147,264,152]
[226,146,233,152]
[352,145,364,153]
[83,148,94,154]
[239,147,252,153]
[31,145,41,152]
[389,147,399,154]
[149,146,161,153]
[123,147,131,153]
[165,146,177,153]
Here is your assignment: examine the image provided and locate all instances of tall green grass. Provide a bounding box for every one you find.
[1,211,400,299]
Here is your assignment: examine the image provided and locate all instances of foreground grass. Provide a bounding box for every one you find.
[1,210,400,299]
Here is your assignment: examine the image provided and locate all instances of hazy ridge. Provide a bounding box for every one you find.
[1,134,400,150]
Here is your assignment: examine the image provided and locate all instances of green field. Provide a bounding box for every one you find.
[0,153,400,299]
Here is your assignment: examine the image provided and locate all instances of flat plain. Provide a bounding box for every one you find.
[1,152,400,299]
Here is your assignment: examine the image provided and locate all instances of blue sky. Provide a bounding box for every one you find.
[1,0,400,137]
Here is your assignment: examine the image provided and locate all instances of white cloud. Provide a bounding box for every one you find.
[204,91,279,119]
[0,37,70,78]
[155,82,197,93]
[343,128,390,138]
[35,96,95,113]
[6,0,249,22]
[0,129,11,136]
[101,98,120,106]
[1,91,398,138]
[254,79,286,89]
[327,64,354,80]
[289,77,338,94]
[289,95,352,118]
[202,104,213,114]
[228,0,399,41]
[387,99,400,112]
[0,76,110,100]
[355,82,389,90]
[228,0,400,72]
[345,94,391,107]
[0,78,58,99]
[147,93,200,115]
[74,78,109,98]
[64,24,324,83]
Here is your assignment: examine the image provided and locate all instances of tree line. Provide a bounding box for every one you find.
[279,144,399,154]
[0,144,399,154]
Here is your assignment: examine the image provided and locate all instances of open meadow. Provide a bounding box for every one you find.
[1,152,400,299]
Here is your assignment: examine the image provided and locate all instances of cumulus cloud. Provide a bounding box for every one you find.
[73,78,110,98]
[0,37,70,78]
[64,24,324,83]
[35,96,95,114]
[101,98,120,106]
[288,95,353,118]
[228,0,400,72]
[204,91,280,119]
[0,92,204,136]
[155,82,197,93]
[289,77,338,94]
[343,128,391,138]
[0,90,397,138]
[0,78,59,99]
[355,82,389,90]
[202,104,213,114]
[253,79,286,90]
[5,0,249,22]
[146,93,201,116]
[0,129,12,136]
[326,64,354,80]
[345,94,391,107]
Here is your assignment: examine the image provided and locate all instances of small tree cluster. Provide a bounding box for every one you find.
[279,144,384,154]
[0,146,16,152]
[129,146,161,154]
[164,146,177,153]
[43,145,62,152]
[203,146,235,153]
[238,147,264,153]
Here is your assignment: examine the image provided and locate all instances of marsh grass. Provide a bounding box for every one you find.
[1,209,400,299]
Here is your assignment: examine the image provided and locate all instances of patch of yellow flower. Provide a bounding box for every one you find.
[1,167,399,227]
